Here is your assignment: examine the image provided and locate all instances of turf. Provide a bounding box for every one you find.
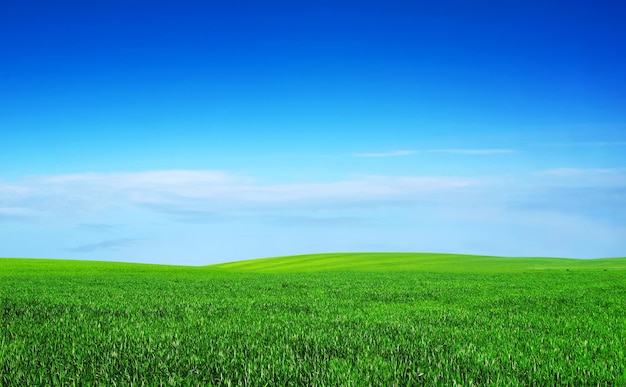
[212,252,626,272]
[2,253,625,385]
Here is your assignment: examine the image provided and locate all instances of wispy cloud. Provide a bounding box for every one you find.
[76,223,117,232]
[353,149,516,157]
[547,141,626,147]
[267,215,368,227]
[0,207,38,222]
[353,150,419,157]
[67,238,141,253]
[537,168,626,176]
[3,169,625,261]
[509,186,626,221]
[35,170,237,186]
[531,168,626,193]
[137,204,224,224]
[1,171,478,217]
[4,169,625,224]
[426,149,516,155]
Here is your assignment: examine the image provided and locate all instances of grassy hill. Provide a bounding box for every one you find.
[2,253,625,385]
[2,252,625,275]
[212,252,626,272]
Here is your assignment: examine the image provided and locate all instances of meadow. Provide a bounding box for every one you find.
[1,253,625,385]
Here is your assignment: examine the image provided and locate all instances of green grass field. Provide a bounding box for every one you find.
[2,253,625,385]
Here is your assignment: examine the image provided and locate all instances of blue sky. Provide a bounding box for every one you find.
[1,1,625,264]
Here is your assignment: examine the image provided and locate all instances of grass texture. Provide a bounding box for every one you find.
[2,253,625,385]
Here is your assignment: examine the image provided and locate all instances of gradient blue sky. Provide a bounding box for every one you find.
[1,0,625,264]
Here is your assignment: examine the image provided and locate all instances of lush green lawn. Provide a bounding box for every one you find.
[2,253,625,385]
[214,252,626,273]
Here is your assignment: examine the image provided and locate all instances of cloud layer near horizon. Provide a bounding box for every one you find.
[0,170,480,216]
[1,168,625,263]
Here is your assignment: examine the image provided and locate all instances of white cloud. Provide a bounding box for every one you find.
[240,176,476,203]
[67,238,141,253]
[31,170,241,188]
[1,171,479,217]
[0,207,39,221]
[353,150,419,157]
[426,149,516,155]
[548,141,626,147]
[2,169,625,262]
[76,223,117,232]
[537,168,626,176]
[533,168,626,188]
[4,169,625,225]
[353,149,516,157]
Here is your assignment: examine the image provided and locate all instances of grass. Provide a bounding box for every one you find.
[213,252,626,272]
[2,253,626,385]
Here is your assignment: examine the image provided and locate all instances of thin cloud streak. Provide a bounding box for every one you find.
[426,149,516,155]
[547,141,626,147]
[534,169,626,188]
[267,215,368,227]
[353,149,516,157]
[353,150,419,157]
[0,207,38,222]
[537,168,626,176]
[34,170,238,186]
[76,223,117,232]
[67,238,141,253]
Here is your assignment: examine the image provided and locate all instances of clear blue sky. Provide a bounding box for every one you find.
[1,0,625,264]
